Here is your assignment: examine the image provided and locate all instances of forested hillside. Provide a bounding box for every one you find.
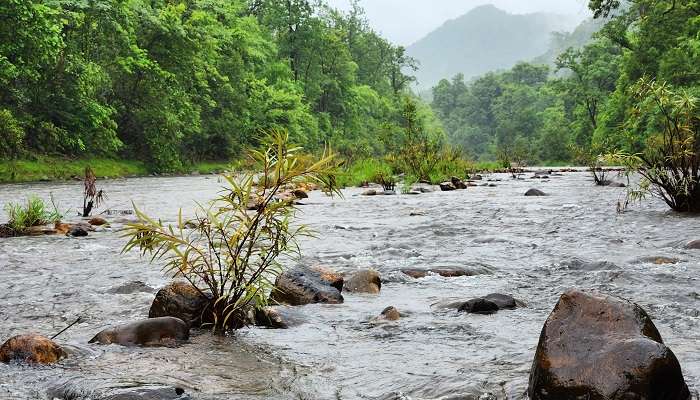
[406,5,580,90]
[432,0,700,164]
[0,0,424,172]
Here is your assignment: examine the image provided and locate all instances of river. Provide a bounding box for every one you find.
[0,171,698,399]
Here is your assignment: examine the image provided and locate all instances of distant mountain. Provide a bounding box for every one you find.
[533,18,607,67]
[407,5,582,90]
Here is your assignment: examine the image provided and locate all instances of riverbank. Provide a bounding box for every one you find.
[0,158,231,184]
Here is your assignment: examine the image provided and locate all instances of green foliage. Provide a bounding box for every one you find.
[122,131,341,332]
[0,0,416,172]
[4,196,63,232]
[611,78,700,212]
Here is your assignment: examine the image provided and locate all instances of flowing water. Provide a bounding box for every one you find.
[0,171,699,399]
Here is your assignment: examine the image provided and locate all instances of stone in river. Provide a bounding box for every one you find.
[0,334,66,365]
[528,289,690,400]
[89,317,189,347]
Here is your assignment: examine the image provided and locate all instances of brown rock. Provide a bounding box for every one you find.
[528,289,690,400]
[270,267,344,306]
[26,225,58,236]
[401,266,489,279]
[88,216,108,226]
[149,281,211,328]
[0,334,66,364]
[89,317,189,347]
[380,306,401,321]
[343,269,381,294]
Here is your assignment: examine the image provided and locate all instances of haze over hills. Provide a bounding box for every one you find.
[407,5,584,90]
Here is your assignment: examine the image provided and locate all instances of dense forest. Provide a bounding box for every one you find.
[0,0,430,172]
[433,0,700,165]
[1,0,699,176]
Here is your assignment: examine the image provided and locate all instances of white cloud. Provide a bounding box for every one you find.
[326,0,591,45]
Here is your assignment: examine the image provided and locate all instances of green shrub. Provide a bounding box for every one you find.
[122,131,341,332]
[4,196,63,232]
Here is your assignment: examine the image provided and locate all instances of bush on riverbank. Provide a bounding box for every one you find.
[122,131,341,332]
[612,78,700,212]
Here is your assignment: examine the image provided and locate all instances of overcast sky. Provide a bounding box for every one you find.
[326,0,592,46]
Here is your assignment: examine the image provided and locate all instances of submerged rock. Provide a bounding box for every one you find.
[528,289,690,400]
[100,386,190,400]
[270,267,344,305]
[524,188,546,196]
[601,180,626,188]
[362,189,378,196]
[458,298,499,315]
[401,265,491,279]
[108,281,155,295]
[149,282,211,328]
[0,334,66,365]
[560,258,619,271]
[343,269,381,294]
[89,317,189,347]
[631,256,680,265]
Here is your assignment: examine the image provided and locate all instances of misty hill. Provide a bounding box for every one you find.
[407,5,582,89]
[533,18,607,66]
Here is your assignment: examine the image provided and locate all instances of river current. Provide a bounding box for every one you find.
[0,171,698,399]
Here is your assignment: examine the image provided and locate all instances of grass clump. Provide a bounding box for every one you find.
[4,196,63,233]
[122,130,341,332]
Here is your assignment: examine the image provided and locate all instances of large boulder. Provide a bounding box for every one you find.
[270,267,344,305]
[89,317,189,347]
[0,334,66,365]
[343,269,381,294]
[149,281,211,328]
[528,289,690,400]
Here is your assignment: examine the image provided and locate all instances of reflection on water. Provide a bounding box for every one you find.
[0,172,698,399]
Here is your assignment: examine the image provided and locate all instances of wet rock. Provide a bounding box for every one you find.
[89,317,189,347]
[439,182,457,191]
[0,223,16,238]
[88,216,108,226]
[362,189,378,196]
[292,189,309,199]
[0,334,66,364]
[343,269,381,294]
[68,226,89,237]
[451,176,468,190]
[483,293,519,310]
[684,239,700,249]
[528,289,690,400]
[108,281,155,295]
[410,183,434,193]
[270,267,344,305]
[472,174,483,181]
[401,265,491,279]
[561,258,619,271]
[458,298,499,315]
[601,180,626,188]
[380,306,401,321]
[405,190,422,195]
[254,307,288,329]
[381,190,397,196]
[100,386,190,400]
[524,188,546,196]
[26,225,58,236]
[149,281,211,328]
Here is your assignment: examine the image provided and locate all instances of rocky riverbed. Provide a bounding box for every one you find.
[0,171,698,399]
